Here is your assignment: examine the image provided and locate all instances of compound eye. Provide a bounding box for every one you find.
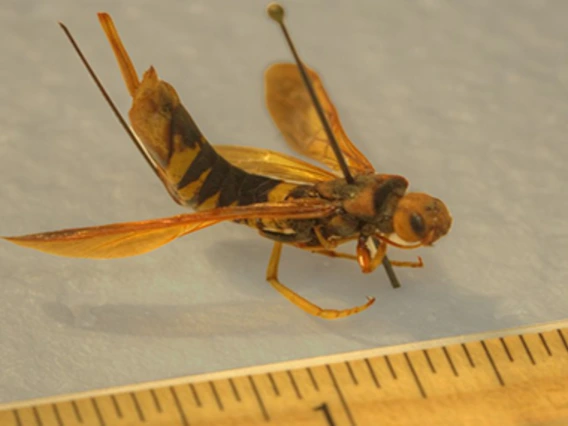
[393,209,422,243]
[410,213,425,237]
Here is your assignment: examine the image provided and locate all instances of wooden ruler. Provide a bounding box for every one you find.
[1,320,567,426]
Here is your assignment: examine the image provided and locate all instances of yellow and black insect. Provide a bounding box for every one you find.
[2,4,452,319]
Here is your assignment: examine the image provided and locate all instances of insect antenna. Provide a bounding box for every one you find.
[58,23,162,181]
[267,3,355,184]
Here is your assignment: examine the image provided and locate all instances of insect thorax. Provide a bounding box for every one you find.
[252,175,409,247]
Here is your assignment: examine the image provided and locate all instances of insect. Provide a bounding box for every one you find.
[2,3,452,319]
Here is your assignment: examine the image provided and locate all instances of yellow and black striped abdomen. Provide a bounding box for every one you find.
[128,72,298,210]
[168,104,298,210]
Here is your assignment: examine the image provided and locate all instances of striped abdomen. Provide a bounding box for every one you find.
[128,71,297,210]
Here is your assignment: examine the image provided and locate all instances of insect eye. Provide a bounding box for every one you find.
[160,101,173,115]
[410,213,425,236]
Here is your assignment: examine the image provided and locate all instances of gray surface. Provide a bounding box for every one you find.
[1,0,567,403]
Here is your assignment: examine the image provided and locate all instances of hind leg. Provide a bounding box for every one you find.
[266,242,375,319]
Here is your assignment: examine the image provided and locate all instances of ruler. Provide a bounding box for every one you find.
[1,320,567,426]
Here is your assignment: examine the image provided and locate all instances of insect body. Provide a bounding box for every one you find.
[2,5,452,319]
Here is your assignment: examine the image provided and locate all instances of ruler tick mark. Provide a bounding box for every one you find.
[149,389,162,412]
[404,353,427,398]
[461,343,475,367]
[248,375,269,421]
[558,329,568,352]
[169,387,189,426]
[268,372,280,396]
[71,400,83,423]
[423,349,436,373]
[228,378,241,402]
[13,410,22,426]
[209,381,224,411]
[499,338,514,362]
[364,358,380,388]
[384,355,397,379]
[52,404,63,426]
[345,361,358,385]
[189,384,202,407]
[110,395,122,418]
[307,367,319,391]
[481,341,505,386]
[287,370,303,399]
[442,347,458,376]
[130,392,146,422]
[326,365,357,426]
[91,398,105,426]
[32,406,43,426]
[519,335,536,365]
[538,333,552,355]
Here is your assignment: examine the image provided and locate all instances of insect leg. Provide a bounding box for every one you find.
[313,226,338,250]
[362,238,422,270]
[308,241,422,269]
[266,242,375,319]
[390,257,424,268]
[355,236,387,274]
[293,240,359,260]
[310,249,357,261]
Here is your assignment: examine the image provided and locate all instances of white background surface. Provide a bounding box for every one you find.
[1,0,567,403]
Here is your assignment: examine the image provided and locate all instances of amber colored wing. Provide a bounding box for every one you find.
[2,200,334,259]
[215,145,337,184]
[265,62,375,176]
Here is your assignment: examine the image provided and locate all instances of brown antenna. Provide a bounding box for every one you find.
[58,22,162,181]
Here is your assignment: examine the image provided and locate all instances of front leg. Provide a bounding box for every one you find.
[315,228,422,272]
[356,236,387,274]
[390,258,423,268]
[297,242,424,269]
[356,236,424,273]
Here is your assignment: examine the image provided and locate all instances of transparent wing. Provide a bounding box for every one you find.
[215,145,337,184]
[2,200,334,259]
[265,62,375,175]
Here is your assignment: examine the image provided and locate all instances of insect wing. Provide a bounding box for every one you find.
[2,200,334,259]
[265,62,375,175]
[215,145,337,184]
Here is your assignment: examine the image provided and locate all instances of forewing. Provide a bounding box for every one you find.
[2,200,334,259]
[216,145,337,184]
[265,62,375,175]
